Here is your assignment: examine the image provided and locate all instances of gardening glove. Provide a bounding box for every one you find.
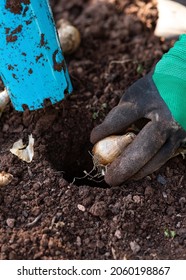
[90,34,186,186]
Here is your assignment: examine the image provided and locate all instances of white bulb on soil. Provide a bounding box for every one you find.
[57,19,81,54]
[0,89,9,117]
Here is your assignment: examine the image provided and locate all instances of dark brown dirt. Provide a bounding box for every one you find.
[0,0,186,260]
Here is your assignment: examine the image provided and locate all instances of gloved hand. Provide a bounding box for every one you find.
[90,34,186,186]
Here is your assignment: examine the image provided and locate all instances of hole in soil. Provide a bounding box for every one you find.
[46,125,108,188]
[39,96,109,187]
[46,137,109,187]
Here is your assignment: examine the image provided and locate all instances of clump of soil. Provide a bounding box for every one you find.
[0,0,186,260]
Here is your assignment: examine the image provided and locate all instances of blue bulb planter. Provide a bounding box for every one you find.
[0,0,72,111]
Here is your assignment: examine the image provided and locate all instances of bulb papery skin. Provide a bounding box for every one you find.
[92,132,136,166]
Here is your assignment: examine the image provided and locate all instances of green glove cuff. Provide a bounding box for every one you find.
[152,34,186,130]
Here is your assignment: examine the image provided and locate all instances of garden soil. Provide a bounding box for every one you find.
[0,0,186,260]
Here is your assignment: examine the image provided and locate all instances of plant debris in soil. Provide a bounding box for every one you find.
[0,0,186,260]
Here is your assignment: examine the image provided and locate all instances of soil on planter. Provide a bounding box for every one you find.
[0,0,186,260]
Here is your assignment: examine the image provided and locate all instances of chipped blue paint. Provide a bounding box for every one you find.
[0,0,72,111]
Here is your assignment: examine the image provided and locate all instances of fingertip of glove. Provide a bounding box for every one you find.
[90,128,97,144]
[104,173,113,186]
[104,168,120,187]
[90,125,105,144]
